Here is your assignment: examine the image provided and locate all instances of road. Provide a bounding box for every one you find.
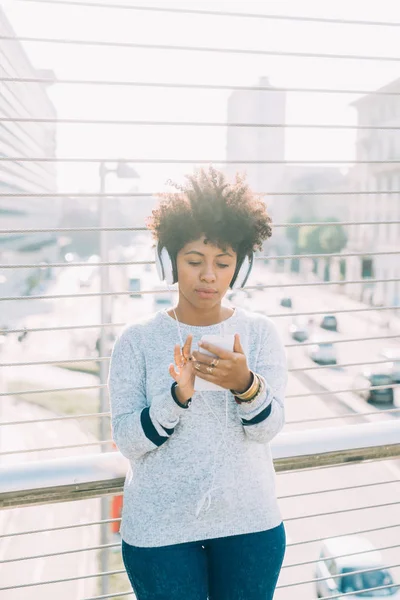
[0,260,399,598]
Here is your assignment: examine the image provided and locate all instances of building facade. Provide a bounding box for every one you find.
[0,5,59,305]
[346,77,400,307]
[225,77,287,255]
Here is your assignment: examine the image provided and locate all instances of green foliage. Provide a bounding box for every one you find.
[287,216,348,256]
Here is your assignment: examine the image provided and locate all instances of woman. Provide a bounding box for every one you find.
[108,167,287,600]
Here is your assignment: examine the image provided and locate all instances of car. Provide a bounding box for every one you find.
[128,277,142,297]
[315,535,400,599]
[352,368,394,404]
[289,317,309,342]
[280,296,292,308]
[379,348,400,383]
[320,314,338,332]
[307,337,337,365]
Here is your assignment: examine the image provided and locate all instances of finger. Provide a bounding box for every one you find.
[194,366,218,381]
[182,334,193,361]
[233,333,244,354]
[173,344,184,367]
[197,340,231,359]
[169,363,178,381]
[192,350,221,366]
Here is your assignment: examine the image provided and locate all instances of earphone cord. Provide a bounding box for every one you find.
[169,296,238,519]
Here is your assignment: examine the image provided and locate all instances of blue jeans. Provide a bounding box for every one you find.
[121,522,286,600]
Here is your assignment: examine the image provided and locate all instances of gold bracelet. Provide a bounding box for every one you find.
[241,375,265,404]
[232,372,260,402]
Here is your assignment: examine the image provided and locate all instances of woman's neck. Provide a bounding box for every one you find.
[168,298,234,326]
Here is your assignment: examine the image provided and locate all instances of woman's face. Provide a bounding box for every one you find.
[176,235,237,308]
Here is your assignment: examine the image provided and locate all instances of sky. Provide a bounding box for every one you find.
[2,0,400,194]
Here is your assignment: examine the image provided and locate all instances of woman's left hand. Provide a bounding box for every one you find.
[191,333,252,393]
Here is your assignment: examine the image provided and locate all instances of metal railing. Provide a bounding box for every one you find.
[0,421,399,598]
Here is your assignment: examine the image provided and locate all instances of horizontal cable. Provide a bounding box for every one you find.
[84,593,132,600]
[279,479,399,500]
[284,545,399,569]
[1,190,400,198]
[1,412,109,427]
[2,323,119,334]
[0,439,111,457]
[7,383,397,400]
[2,34,400,63]
[289,358,395,372]
[1,356,394,372]
[3,306,399,335]
[285,501,399,522]
[1,356,108,367]
[278,455,400,476]
[1,331,398,349]
[0,384,104,397]
[0,517,121,539]
[3,277,400,302]
[2,402,399,429]
[3,219,400,233]
[287,407,400,424]
[281,561,400,584]
[286,333,400,348]
[6,556,397,594]
[1,157,399,165]
[286,383,400,399]
[16,0,400,28]
[318,582,400,600]
[2,116,400,129]
[3,76,400,96]
[278,563,400,590]
[0,540,120,564]
[287,523,400,548]
[0,513,395,545]
[4,249,400,270]
[0,567,125,592]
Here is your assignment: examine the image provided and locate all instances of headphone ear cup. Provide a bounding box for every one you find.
[231,254,253,289]
[155,244,165,282]
[155,244,175,285]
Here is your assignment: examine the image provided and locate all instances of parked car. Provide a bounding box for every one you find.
[289,317,309,342]
[308,339,337,365]
[280,296,292,308]
[315,535,399,599]
[320,314,338,332]
[352,368,394,404]
[379,348,400,383]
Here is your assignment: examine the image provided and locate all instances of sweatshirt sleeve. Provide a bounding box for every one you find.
[108,327,190,461]
[236,318,287,444]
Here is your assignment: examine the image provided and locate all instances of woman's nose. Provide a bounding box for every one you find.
[200,265,216,282]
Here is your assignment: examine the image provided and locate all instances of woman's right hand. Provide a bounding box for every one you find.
[169,334,195,403]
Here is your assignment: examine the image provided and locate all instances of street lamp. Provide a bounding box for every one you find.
[98,160,138,596]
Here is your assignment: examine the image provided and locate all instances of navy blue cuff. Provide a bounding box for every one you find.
[140,407,172,447]
[171,382,192,409]
[241,401,273,426]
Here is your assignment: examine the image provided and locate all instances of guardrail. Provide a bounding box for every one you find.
[0,421,399,599]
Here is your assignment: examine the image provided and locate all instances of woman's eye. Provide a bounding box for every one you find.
[188,262,201,266]
[217,264,229,269]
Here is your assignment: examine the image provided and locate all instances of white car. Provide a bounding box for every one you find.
[307,339,337,365]
[379,348,400,383]
[315,535,400,598]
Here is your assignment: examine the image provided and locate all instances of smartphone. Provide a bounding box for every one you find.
[194,334,235,392]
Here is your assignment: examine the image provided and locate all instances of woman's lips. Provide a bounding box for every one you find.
[195,289,218,299]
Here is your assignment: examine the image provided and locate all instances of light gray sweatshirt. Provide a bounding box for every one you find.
[108,306,287,548]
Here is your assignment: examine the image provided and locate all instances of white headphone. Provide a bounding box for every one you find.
[155,242,253,289]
